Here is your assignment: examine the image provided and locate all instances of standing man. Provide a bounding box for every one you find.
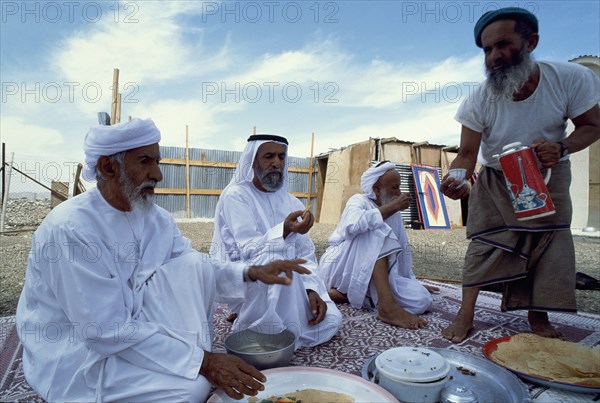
[441,8,600,343]
[320,161,438,329]
[16,119,311,402]
[211,134,342,349]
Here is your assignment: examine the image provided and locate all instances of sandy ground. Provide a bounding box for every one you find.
[1,222,598,317]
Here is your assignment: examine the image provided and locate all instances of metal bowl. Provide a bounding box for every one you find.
[224,329,295,370]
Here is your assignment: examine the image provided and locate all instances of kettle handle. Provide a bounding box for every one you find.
[543,168,552,185]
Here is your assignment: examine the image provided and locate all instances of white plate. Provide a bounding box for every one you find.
[207,366,399,402]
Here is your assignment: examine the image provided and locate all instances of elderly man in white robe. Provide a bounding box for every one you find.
[15,119,311,402]
[320,162,438,329]
[211,134,342,349]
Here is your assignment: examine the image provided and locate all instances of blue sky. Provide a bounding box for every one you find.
[1,1,599,184]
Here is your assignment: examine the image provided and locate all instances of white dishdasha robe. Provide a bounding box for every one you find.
[211,139,342,350]
[319,193,432,314]
[16,188,246,402]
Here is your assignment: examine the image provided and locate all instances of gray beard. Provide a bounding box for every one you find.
[256,166,284,192]
[118,170,156,211]
[486,47,535,100]
[379,190,396,205]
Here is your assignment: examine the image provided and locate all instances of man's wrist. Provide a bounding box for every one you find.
[199,350,211,376]
[243,267,257,282]
[558,141,569,158]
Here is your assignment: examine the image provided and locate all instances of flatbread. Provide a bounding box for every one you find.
[490,333,600,387]
[248,388,354,402]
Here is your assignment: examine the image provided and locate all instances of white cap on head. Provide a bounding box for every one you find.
[360,161,397,200]
[83,118,161,181]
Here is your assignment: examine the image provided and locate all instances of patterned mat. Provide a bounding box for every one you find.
[2,281,599,402]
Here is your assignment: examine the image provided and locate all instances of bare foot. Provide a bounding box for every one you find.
[225,312,238,323]
[328,288,349,303]
[528,311,564,339]
[442,309,474,343]
[424,285,440,294]
[377,303,427,329]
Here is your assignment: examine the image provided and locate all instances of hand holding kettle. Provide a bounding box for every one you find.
[531,139,563,168]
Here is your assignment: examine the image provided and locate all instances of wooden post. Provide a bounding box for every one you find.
[1,143,5,205]
[306,132,315,211]
[0,152,14,231]
[73,163,83,197]
[110,68,119,125]
[116,93,122,123]
[185,125,191,219]
[51,182,69,208]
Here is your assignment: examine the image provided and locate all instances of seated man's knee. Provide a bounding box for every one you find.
[159,252,215,290]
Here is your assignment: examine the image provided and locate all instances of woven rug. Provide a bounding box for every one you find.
[2,281,599,402]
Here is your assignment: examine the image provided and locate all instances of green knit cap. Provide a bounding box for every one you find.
[474,7,538,48]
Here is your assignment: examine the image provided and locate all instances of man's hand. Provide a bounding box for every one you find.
[247,259,311,286]
[307,289,327,325]
[200,351,266,400]
[531,139,561,168]
[379,193,412,220]
[441,175,471,200]
[283,210,314,238]
[386,194,411,212]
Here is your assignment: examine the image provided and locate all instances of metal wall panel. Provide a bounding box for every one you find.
[156,146,316,219]
[368,161,441,224]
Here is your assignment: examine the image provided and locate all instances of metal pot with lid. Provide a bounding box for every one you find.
[375,347,451,402]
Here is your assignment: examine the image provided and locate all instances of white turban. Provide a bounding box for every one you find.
[83,118,161,181]
[361,161,397,199]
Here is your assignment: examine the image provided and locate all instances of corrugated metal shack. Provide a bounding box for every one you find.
[316,137,464,226]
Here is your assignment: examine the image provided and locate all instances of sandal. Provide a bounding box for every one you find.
[576,272,600,290]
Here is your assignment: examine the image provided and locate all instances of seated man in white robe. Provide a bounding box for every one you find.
[211,134,342,349]
[16,119,311,402]
[320,161,438,329]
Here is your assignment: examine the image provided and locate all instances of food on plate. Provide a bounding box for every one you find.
[490,333,600,387]
[456,366,476,376]
[248,388,354,403]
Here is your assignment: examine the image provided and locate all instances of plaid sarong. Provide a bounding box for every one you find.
[462,161,576,312]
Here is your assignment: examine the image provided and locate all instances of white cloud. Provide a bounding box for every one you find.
[299,102,464,157]
[127,98,240,150]
[232,39,351,84]
[50,1,231,117]
[332,55,485,109]
[202,40,482,156]
[222,38,484,111]
[1,116,64,155]
[2,12,486,169]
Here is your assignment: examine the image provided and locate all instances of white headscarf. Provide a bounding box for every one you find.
[83,118,161,181]
[224,136,289,194]
[360,161,397,200]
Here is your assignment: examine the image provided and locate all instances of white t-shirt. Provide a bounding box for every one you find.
[455,61,600,169]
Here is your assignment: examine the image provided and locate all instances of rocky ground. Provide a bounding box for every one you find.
[1,198,51,229]
[1,217,599,317]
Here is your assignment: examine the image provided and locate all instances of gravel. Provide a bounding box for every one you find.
[1,199,51,229]
[2,219,598,317]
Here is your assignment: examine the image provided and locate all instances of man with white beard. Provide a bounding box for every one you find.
[211,134,342,349]
[441,7,600,343]
[320,162,438,329]
[16,119,312,402]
